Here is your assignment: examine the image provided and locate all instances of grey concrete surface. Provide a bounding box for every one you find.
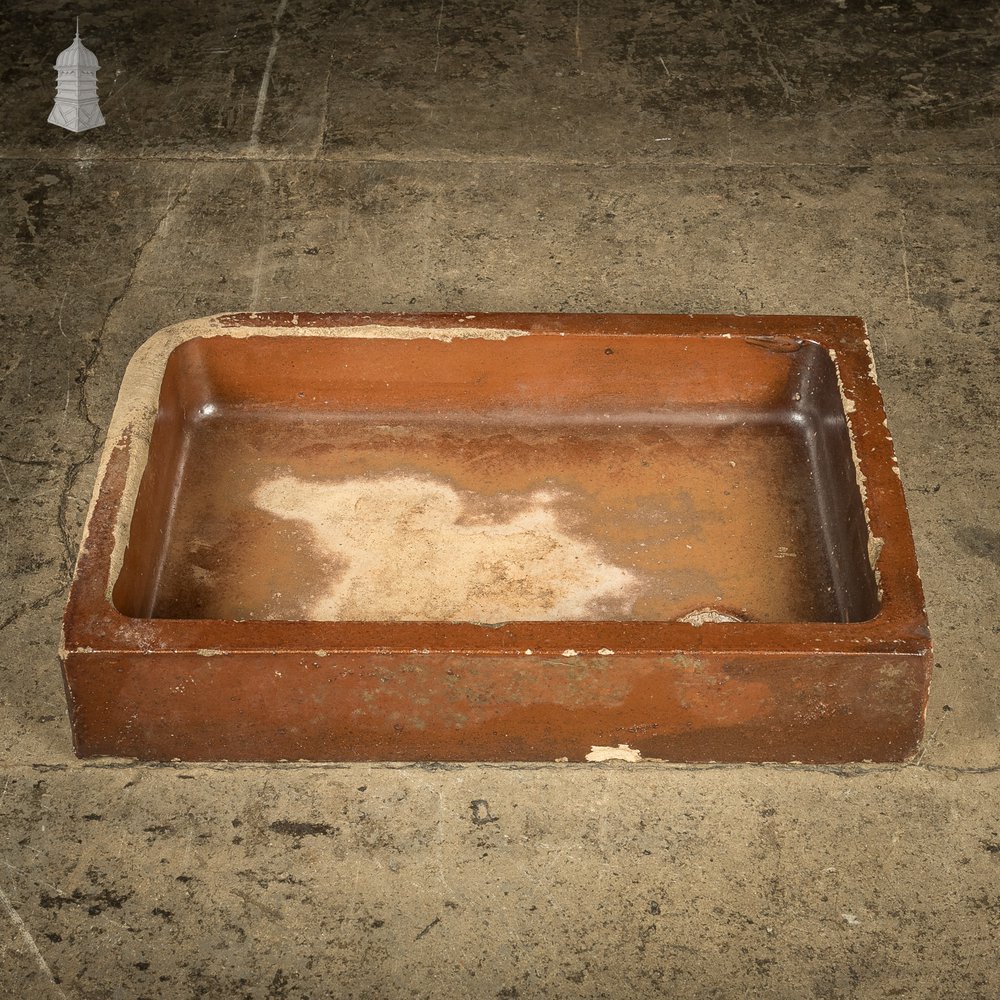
[1,1,998,997]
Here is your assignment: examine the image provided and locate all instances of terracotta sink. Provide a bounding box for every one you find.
[61,313,931,762]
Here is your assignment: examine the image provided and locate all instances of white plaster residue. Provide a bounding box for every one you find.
[868,535,885,567]
[863,336,880,383]
[597,647,614,656]
[679,607,743,626]
[585,744,643,763]
[562,649,579,657]
[253,473,639,622]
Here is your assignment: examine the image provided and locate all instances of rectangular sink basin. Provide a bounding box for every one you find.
[61,313,931,762]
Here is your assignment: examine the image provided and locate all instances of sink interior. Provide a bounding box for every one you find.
[113,332,879,624]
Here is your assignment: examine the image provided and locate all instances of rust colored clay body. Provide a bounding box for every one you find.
[61,313,931,762]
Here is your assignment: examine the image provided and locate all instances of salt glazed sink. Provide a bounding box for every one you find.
[61,313,931,763]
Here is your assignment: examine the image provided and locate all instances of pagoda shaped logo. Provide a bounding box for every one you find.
[48,20,106,133]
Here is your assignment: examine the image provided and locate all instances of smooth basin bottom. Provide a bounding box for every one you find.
[145,414,843,624]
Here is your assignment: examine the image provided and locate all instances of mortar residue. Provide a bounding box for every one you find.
[585,744,643,762]
[252,472,640,622]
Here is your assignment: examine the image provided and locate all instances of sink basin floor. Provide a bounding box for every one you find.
[145,412,841,625]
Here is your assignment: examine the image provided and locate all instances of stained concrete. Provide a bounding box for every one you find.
[1,0,998,996]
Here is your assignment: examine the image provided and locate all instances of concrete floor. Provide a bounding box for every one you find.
[1,1,998,996]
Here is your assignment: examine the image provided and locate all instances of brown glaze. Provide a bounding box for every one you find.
[61,313,931,762]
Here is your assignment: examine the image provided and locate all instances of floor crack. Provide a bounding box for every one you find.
[0,584,65,635]
[55,175,195,580]
[0,882,68,998]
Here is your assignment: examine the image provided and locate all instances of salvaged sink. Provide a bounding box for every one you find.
[61,313,931,762]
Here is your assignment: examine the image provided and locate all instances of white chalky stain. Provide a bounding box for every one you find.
[253,473,639,622]
[585,744,643,763]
